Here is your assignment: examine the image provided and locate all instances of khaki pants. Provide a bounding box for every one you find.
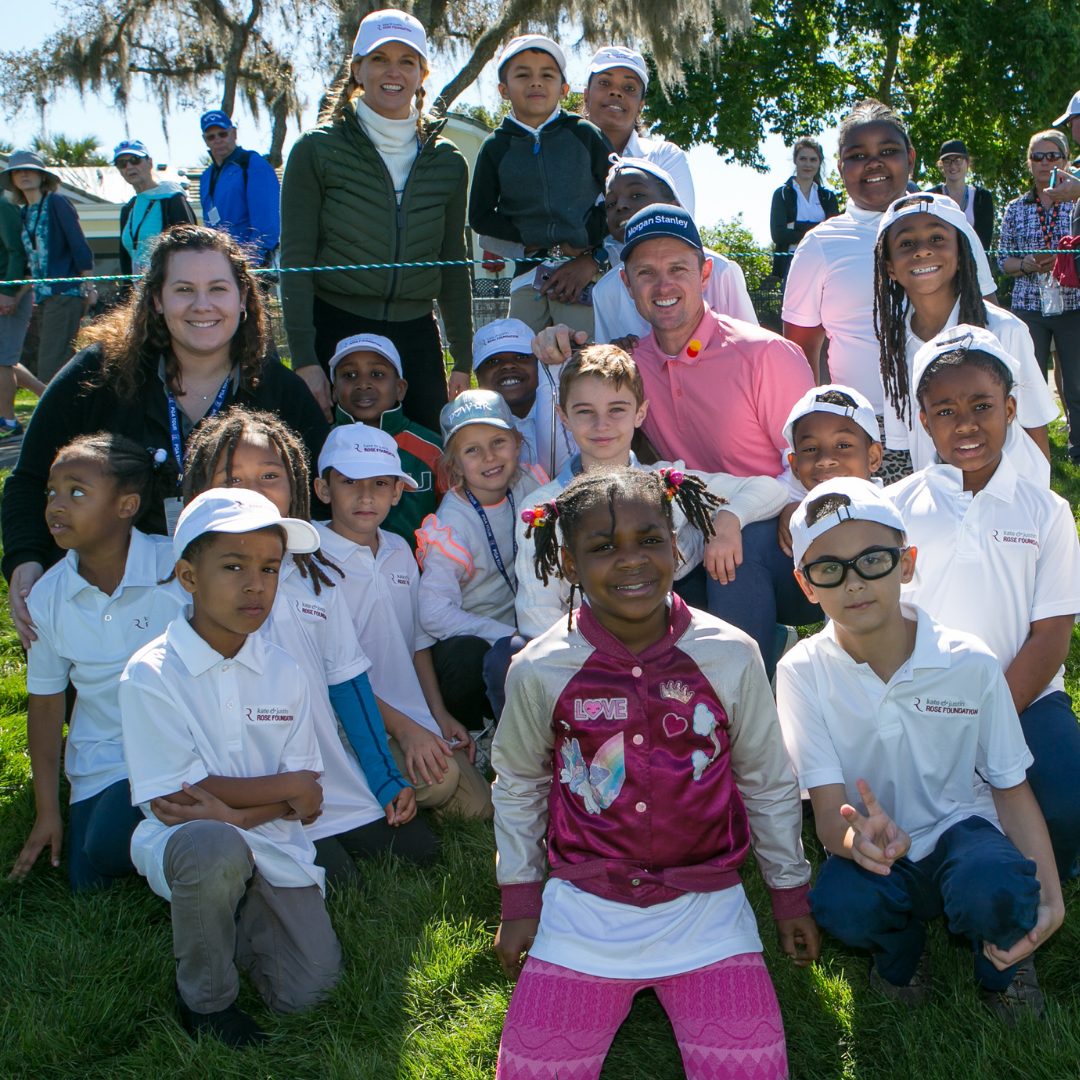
[35,293,84,382]
[389,741,493,820]
[163,820,341,1014]
[509,288,595,338]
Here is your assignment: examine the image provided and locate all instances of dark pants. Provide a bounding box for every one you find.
[1014,307,1080,458]
[432,634,526,725]
[67,778,142,892]
[313,815,439,888]
[1019,690,1080,880]
[672,563,708,610]
[811,816,1040,992]
[313,297,449,432]
[705,518,821,680]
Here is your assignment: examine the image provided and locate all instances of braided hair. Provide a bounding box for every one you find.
[53,432,178,517]
[181,407,342,594]
[523,467,721,628]
[874,215,986,423]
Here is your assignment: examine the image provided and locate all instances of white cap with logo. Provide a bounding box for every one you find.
[497,35,567,80]
[439,389,515,442]
[328,333,403,379]
[352,8,429,61]
[587,46,649,91]
[317,423,418,488]
[1055,90,1080,127]
[173,488,320,561]
[910,323,1020,401]
[790,476,907,567]
[472,318,535,371]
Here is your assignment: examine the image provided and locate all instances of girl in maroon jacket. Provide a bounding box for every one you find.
[491,467,818,1080]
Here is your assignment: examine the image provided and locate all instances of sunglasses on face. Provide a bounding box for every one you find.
[203,131,231,142]
[801,546,905,588]
[1030,151,1065,162]
[115,157,142,169]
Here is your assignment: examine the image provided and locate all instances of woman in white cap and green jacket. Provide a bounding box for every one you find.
[0,150,93,384]
[280,8,473,431]
[581,45,696,217]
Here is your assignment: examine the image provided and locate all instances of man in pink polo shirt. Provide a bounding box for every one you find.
[533,204,818,678]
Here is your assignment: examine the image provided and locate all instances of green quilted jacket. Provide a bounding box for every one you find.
[280,109,473,372]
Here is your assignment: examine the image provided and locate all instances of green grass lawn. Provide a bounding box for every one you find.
[1,428,1080,1079]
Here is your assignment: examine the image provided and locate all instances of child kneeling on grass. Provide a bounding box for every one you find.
[119,489,341,1047]
[493,467,818,1079]
[776,477,1063,1023]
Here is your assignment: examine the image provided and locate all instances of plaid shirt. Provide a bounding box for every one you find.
[998,192,1080,312]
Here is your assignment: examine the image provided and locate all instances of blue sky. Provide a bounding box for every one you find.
[5,5,839,244]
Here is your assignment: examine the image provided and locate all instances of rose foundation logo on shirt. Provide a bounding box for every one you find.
[573,697,628,722]
[912,697,978,715]
[990,529,1039,547]
[294,599,328,621]
[245,706,295,722]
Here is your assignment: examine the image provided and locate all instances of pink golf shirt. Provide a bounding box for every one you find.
[633,306,814,477]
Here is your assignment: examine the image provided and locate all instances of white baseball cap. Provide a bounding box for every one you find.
[328,333,403,379]
[877,191,996,295]
[604,154,678,198]
[317,423,418,488]
[911,323,1019,402]
[1054,90,1080,127]
[782,384,880,451]
[587,46,649,92]
[472,318,536,371]
[352,8,428,61]
[174,488,320,561]
[439,389,515,442]
[790,477,906,567]
[497,35,567,80]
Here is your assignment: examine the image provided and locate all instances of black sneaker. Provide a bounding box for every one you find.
[176,989,268,1047]
[869,952,932,1007]
[0,419,22,440]
[980,959,1045,1026]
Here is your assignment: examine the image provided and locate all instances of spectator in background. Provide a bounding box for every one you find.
[0,194,35,436]
[769,137,840,282]
[998,129,1080,461]
[113,140,195,279]
[1052,90,1080,168]
[581,46,696,217]
[0,150,93,386]
[926,139,994,251]
[197,110,281,270]
[281,8,473,427]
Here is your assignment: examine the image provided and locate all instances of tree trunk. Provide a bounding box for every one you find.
[877,26,900,104]
[267,92,288,166]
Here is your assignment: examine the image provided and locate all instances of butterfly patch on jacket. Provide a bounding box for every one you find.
[559,733,625,814]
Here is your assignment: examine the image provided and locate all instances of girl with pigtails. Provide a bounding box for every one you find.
[279,8,474,431]
[491,466,818,1080]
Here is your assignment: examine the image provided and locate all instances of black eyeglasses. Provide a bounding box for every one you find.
[801,546,905,588]
[1030,151,1065,162]
[115,157,142,169]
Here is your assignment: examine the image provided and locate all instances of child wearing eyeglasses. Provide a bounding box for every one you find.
[776,476,1063,1025]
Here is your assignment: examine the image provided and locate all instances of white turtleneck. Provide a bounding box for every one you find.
[354,96,420,204]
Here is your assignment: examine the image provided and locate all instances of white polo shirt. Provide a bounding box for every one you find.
[26,530,187,804]
[776,605,1033,861]
[890,458,1080,700]
[314,523,442,738]
[263,559,384,839]
[883,300,1058,485]
[120,615,325,899]
[593,248,758,345]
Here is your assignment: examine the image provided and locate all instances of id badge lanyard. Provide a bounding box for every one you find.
[166,375,232,480]
[463,486,517,594]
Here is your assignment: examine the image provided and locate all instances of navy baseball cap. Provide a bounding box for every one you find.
[112,139,150,163]
[620,203,703,263]
[200,110,235,132]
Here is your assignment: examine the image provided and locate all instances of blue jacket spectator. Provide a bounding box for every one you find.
[197,110,281,265]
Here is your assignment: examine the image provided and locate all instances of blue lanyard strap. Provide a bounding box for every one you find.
[167,375,232,478]
[463,486,517,595]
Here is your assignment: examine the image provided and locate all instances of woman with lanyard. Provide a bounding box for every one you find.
[113,139,195,283]
[2,224,329,648]
[0,151,94,384]
[999,129,1080,461]
[769,137,840,282]
[280,7,474,429]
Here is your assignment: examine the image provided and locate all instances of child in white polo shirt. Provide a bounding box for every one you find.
[119,489,341,1048]
[315,424,493,819]
[777,477,1063,1023]
[889,325,1080,881]
[472,317,576,478]
[11,433,185,891]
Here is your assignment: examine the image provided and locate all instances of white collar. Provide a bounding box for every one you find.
[508,107,561,136]
[821,602,952,673]
[167,612,266,677]
[62,529,164,600]
[846,204,885,225]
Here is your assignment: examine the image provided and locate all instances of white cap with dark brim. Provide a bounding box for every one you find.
[790,476,907,567]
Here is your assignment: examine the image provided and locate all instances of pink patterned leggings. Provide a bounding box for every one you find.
[496,952,788,1080]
